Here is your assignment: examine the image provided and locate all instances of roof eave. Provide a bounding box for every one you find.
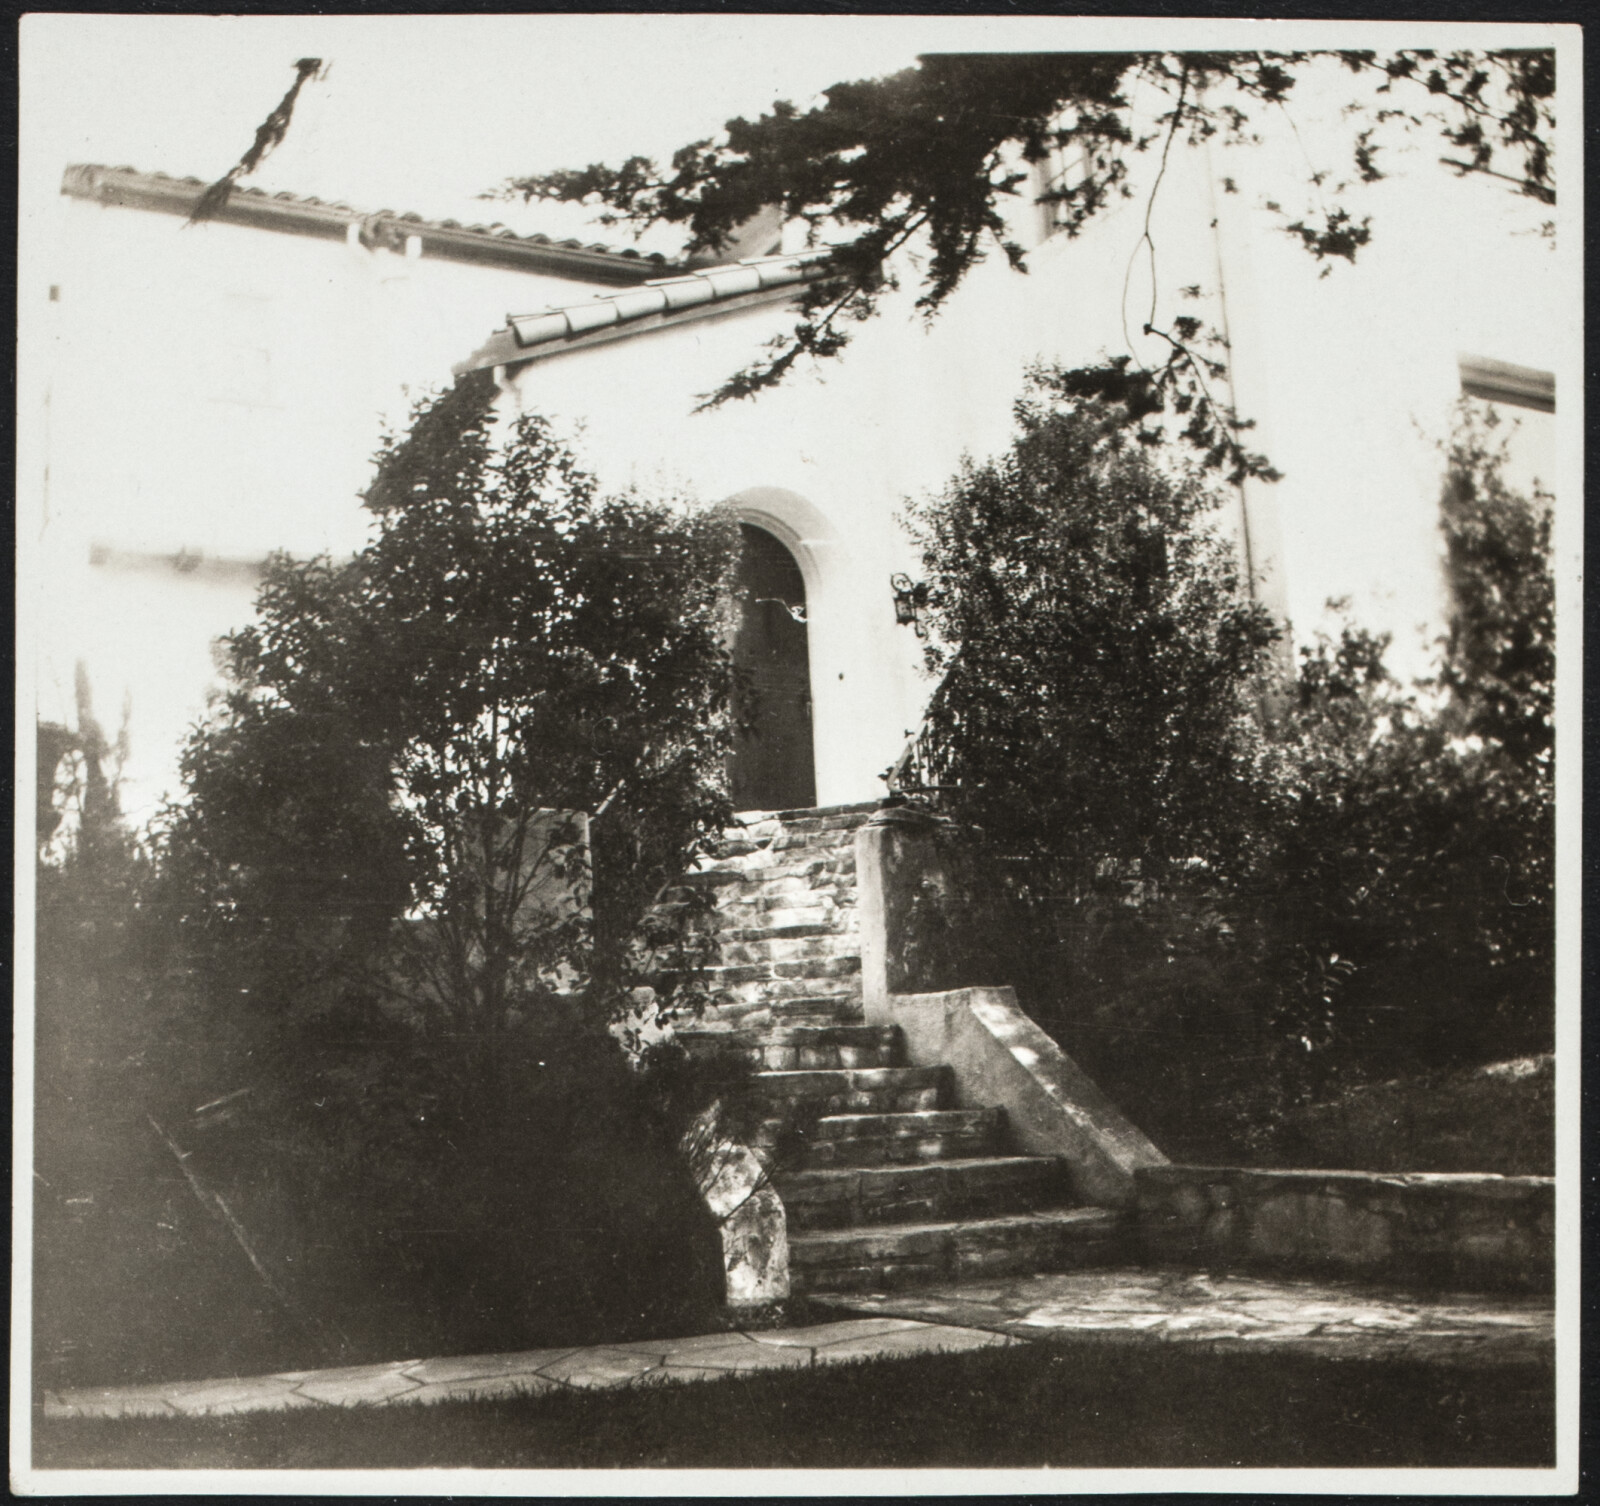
[453,282,811,378]
[60,164,677,286]
[1458,353,1555,414]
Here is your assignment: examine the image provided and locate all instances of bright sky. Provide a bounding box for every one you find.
[18,13,1566,255]
[20,14,1014,252]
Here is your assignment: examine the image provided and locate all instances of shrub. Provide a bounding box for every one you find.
[901,382,1554,1158]
[40,382,743,1385]
[164,372,740,1039]
[904,370,1281,899]
[170,1007,725,1369]
[1267,1054,1553,1174]
[32,672,225,1389]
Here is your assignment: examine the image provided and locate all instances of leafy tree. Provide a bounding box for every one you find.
[510,46,1554,466]
[128,377,741,1374]
[33,675,213,1387]
[35,668,150,1161]
[905,368,1281,894]
[893,374,1281,1147]
[897,382,1553,1157]
[1436,400,1554,766]
[1263,580,1551,1100]
[165,372,741,1054]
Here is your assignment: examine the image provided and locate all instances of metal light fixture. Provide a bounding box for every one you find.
[890,573,929,637]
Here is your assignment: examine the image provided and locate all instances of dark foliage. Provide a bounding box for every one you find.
[508,49,1554,417]
[152,1005,724,1376]
[905,371,1281,898]
[1270,1053,1552,1175]
[33,672,188,1389]
[164,372,741,1041]
[1437,403,1554,765]
[897,377,1280,1150]
[1244,402,1553,1116]
[188,58,325,226]
[39,384,745,1387]
[36,993,725,1388]
[901,386,1554,1158]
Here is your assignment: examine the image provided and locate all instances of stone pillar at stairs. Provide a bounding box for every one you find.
[856,802,956,1025]
[855,803,1168,1208]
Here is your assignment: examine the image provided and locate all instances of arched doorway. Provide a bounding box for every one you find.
[729,522,816,812]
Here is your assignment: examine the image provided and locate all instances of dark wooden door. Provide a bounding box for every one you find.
[729,524,816,812]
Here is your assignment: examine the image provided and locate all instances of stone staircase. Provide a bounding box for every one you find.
[670,804,1125,1295]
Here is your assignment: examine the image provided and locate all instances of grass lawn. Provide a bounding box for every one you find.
[34,1338,1554,1471]
[1269,1054,1554,1175]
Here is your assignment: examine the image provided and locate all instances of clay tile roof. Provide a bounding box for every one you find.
[454,250,829,375]
[60,163,679,286]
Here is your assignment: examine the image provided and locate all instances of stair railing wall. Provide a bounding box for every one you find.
[855,804,1167,1208]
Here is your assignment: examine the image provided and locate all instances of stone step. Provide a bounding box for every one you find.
[704,825,864,857]
[769,978,862,999]
[713,837,772,859]
[766,827,862,855]
[702,955,862,989]
[724,850,856,876]
[750,871,844,896]
[716,931,859,967]
[775,1155,1067,1231]
[708,985,865,1024]
[724,883,855,907]
[765,1001,866,1029]
[720,920,837,943]
[783,1108,1007,1167]
[758,852,849,879]
[726,801,878,832]
[704,972,863,1008]
[718,903,853,933]
[788,1207,1128,1294]
[655,880,810,910]
[764,1006,867,1029]
[718,899,852,928]
[692,1002,867,1035]
[672,869,752,892]
[698,839,860,877]
[772,800,882,822]
[748,1064,951,1116]
[674,1025,900,1072]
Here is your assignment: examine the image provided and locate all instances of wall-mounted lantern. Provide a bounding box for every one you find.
[890,573,930,637]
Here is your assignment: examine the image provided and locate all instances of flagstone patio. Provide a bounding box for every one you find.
[814,1267,1555,1366]
[41,1266,1552,1421]
[41,1317,1015,1420]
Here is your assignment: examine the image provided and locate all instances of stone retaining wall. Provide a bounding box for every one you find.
[1136,1165,1554,1293]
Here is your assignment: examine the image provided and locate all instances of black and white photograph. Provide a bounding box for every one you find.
[13,12,1580,1493]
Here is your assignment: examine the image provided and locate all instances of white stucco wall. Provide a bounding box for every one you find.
[1203,85,1561,679]
[30,189,622,825]
[29,62,1564,826]
[500,95,1561,805]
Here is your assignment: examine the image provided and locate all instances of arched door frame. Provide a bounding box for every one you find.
[723,487,835,604]
[722,487,841,811]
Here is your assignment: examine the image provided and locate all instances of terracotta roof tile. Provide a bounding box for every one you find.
[60,164,678,285]
[455,251,828,374]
